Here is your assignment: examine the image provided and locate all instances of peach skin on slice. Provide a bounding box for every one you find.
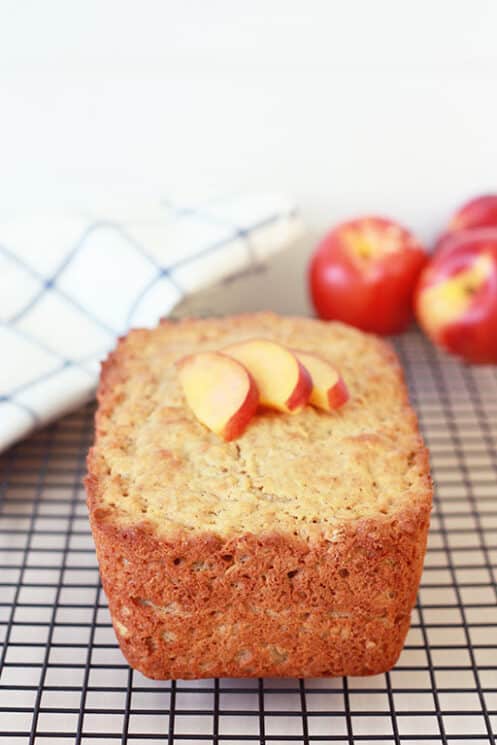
[293,349,349,412]
[177,352,259,441]
[223,339,312,413]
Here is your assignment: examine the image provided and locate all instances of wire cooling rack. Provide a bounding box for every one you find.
[0,329,496,745]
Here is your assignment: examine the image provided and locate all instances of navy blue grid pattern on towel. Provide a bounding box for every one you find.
[0,195,302,452]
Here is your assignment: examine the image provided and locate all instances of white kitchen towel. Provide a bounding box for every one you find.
[0,194,303,452]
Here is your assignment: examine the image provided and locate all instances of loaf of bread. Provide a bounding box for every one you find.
[86,313,432,679]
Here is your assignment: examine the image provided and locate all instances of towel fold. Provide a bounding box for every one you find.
[0,194,304,451]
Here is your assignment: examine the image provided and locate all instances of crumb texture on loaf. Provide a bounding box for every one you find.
[88,313,430,540]
[89,514,429,679]
[86,312,432,679]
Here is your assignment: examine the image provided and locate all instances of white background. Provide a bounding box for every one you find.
[1,0,497,243]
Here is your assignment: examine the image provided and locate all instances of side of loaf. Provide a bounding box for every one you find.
[86,313,432,679]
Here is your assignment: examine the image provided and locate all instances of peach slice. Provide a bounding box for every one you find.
[293,350,349,412]
[177,352,259,441]
[223,339,312,413]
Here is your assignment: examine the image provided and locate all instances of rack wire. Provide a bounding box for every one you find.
[0,329,496,744]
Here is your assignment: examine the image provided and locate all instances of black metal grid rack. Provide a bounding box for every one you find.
[1,329,496,744]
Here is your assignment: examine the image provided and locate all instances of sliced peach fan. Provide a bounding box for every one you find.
[177,340,350,441]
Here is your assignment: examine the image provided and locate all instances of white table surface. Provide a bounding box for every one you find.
[1,0,497,242]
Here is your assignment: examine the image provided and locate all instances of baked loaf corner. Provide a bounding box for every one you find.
[86,312,432,679]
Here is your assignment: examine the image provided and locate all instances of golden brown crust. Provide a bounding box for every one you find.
[86,312,432,679]
[87,494,429,678]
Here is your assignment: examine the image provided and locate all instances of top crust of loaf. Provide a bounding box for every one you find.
[87,313,431,541]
